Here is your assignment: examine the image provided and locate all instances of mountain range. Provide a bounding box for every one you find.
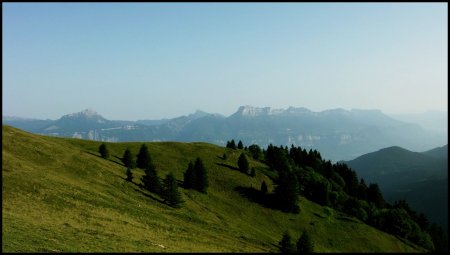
[345,145,448,231]
[3,106,447,161]
[389,110,448,133]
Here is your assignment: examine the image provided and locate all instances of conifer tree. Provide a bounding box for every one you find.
[183,161,195,189]
[161,172,182,207]
[222,152,227,160]
[296,230,314,253]
[279,231,295,253]
[248,144,262,160]
[194,157,208,193]
[136,144,151,169]
[141,162,161,194]
[126,167,133,182]
[238,153,249,174]
[250,167,256,177]
[230,139,237,150]
[275,171,300,213]
[358,178,368,201]
[367,183,385,208]
[237,140,243,149]
[99,143,109,159]
[122,148,135,168]
[261,180,268,194]
[183,158,208,193]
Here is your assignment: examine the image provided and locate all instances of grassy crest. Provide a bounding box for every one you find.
[2,125,424,252]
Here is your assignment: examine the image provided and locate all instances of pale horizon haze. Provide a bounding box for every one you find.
[3,3,448,120]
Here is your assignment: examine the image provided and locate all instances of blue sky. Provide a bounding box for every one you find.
[3,3,447,120]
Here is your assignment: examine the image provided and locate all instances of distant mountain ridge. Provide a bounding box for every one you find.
[345,145,448,231]
[422,144,448,159]
[389,110,448,133]
[3,106,447,161]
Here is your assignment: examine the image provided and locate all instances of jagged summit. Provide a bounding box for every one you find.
[81,108,98,116]
[63,108,103,119]
[232,105,283,117]
[231,105,392,118]
[232,105,313,117]
[187,110,210,119]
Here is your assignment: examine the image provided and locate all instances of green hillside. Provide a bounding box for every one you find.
[346,146,448,231]
[2,125,424,252]
[422,144,448,159]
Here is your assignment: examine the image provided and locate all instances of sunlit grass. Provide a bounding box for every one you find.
[2,125,424,252]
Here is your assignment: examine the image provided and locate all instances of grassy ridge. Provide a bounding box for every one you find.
[2,125,424,252]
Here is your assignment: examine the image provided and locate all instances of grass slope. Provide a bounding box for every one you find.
[2,125,424,252]
[346,146,448,230]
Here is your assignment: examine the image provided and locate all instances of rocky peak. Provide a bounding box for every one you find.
[63,108,101,118]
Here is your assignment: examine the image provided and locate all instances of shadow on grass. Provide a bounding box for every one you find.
[216,155,226,160]
[216,162,240,171]
[123,177,182,208]
[84,151,124,167]
[313,212,326,219]
[235,186,300,214]
[335,216,359,223]
[122,177,165,204]
[234,186,278,210]
[133,186,165,204]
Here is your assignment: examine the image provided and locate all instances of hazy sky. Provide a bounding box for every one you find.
[3,3,448,120]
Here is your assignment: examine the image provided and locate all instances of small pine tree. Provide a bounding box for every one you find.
[194,157,208,193]
[222,153,227,160]
[237,140,244,149]
[230,139,237,150]
[261,180,268,194]
[122,148,135,168]
[297,230,314,253]
[126,167,133,182]
[136,144,152,169]
[161,172,182,207]
[183,162,195,189]
[98,143,109,159]
[250,167,256,177]
[238,153,249,173]
[279,231,295,253]
[248,144,262,160]
[367,183,385,208]
[141,163,161,194]
[275,171,300,213]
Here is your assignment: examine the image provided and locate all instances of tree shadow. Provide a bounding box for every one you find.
[216,155,225,160]
[120,176,140,187]
[235,186,300,214]
[335,216,359,223]
[216,162,240,171]
[85,151,103,159]
[84,151,124,167]
[131,186,165,204]
[118,175,165,204]
[313,212,326,219]
[234,186,278,210]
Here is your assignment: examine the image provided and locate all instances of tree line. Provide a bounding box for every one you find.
[98,141,447,252]
[98,143,209,208]
[279,230,313,253]
[224,140,445,252]
[261,143,445,252]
